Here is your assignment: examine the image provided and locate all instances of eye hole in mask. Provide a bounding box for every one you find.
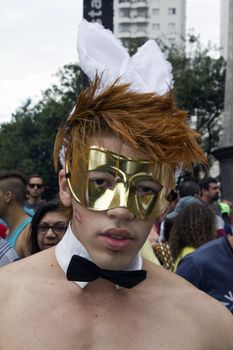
[66,146,175,220]
[88,170,162,195]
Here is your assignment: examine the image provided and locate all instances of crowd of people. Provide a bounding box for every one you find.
[0,21,232,349]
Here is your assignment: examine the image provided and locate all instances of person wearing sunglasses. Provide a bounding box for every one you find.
[0,21,232,350]
[24,174,45,214]
[30,200,68,254]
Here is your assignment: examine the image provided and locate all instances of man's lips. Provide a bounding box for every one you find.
[99,228,133,250]
[101,227,133,239]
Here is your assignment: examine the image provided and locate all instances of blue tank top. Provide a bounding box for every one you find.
[7,217,32,248]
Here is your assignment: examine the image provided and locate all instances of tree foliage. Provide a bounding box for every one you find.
[168,38,226,159]
[0,38,226,195]
[128,36,226,179]
[128,36,226,160]
[0,64,84,198]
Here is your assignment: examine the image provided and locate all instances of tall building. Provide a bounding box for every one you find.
[221,0,233,148]
[114,0,186,47]
[213,0,233,201]
[220,0,230,59]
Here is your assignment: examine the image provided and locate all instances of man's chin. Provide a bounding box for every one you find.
[92,254,135,271]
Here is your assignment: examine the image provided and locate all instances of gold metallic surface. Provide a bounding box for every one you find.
[66,146,175,220]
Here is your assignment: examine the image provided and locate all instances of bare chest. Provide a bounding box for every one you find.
[1,284,205,350]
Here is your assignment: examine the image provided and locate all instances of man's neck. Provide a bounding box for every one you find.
[55,224,143,290]
[200,195,212,205]
[4,205,30,234]
[27,196,42,205]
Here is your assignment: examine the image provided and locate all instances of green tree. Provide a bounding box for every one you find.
[126,35,226,173]
[0,38,226,189]
[168,38,226,160]
[0,64,83,199]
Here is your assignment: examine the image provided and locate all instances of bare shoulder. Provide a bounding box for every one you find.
[0,249,68,349]
[179,278,233,349]
[144,261,233,349]
[0,248,59,305]
[0,246,54,274]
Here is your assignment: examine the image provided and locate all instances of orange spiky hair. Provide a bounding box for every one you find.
[53,75,206,172]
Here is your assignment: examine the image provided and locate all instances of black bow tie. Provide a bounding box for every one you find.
[66,255,147,289]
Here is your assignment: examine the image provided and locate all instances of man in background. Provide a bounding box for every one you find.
[0,171,32,258]
[166,180,201,221]
[199,176,226,237]
[24,174,45,214]
[158,181,201,242]
[199,176,220,207]
[178,180,200,199]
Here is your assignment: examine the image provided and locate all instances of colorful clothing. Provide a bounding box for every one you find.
[174,246,195,271]
[176,237,233,313]
[153,242,174,271]
[141,239,160,265]
[24,200,46,213]
[0,238,19,267]
[6,217,32,249]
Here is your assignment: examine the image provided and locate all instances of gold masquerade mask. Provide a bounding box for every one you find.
[65,146,175,220]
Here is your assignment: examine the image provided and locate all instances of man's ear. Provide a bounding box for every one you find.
[5,191,13,203]
[59,169,72,207]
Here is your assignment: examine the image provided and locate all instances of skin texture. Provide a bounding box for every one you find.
[0,137,233,350]
[37,211,68,251]
[0,251,233,350]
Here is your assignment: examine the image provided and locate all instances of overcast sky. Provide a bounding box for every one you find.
[0,0,221,125]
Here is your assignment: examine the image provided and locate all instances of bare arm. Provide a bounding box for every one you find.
[15,225,31,257]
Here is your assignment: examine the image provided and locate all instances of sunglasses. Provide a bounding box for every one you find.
[29,183,43,189]
[37,223,68,235]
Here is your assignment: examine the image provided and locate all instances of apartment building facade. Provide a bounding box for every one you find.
[114,0,186,47]
[220,0,230,59]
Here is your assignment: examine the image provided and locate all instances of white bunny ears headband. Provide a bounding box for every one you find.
[77,20,173,95]
[59,20,179,174]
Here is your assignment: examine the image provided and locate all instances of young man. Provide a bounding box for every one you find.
[24,174,45,213]
[0,22,232,350]
[0,171,32,258]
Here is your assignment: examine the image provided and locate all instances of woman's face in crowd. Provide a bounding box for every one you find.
[37,211,68,251]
